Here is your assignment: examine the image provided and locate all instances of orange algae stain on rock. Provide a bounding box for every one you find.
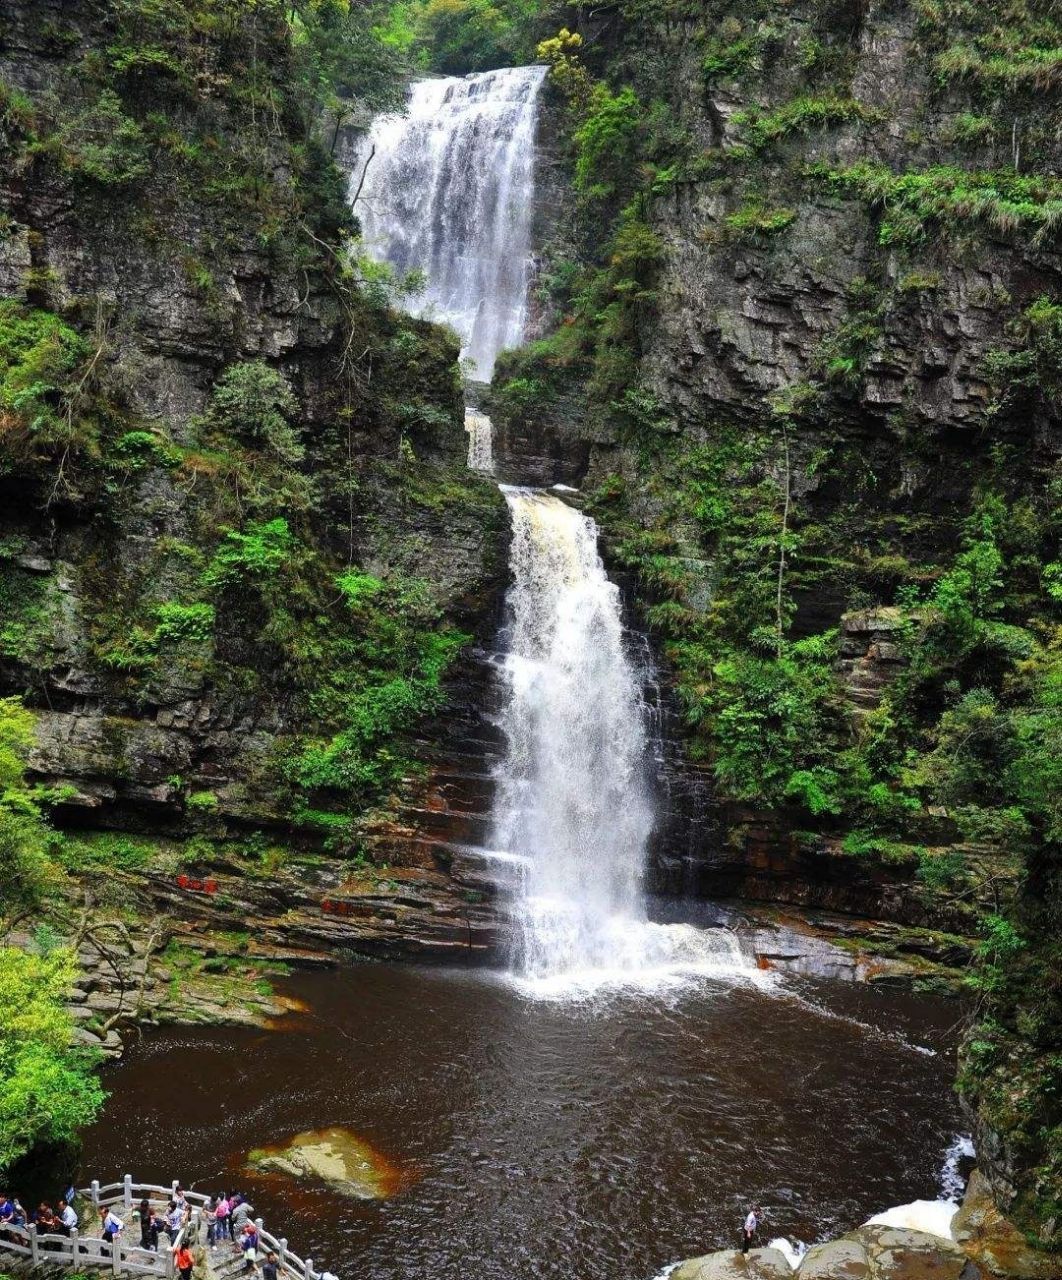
[246,1126,409,1200]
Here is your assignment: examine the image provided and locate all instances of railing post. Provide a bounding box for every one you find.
[279,1237,288,1271]
[165,1239,175,1279]
[255,1217,264,1236]
[124,1174,133,1214]
[29,1224,39,1266]
[192,1208,201,1245]
[71,1227,80,1266]
[303,1257,313,1280]
[171,1179,179,1202]
[92,1180,101,1209]
[112,1234,122,1276]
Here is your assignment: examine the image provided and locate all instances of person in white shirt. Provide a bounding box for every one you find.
[101,1208,124,1243]
[742,1205,760,1254]
[59,1203,78,1236]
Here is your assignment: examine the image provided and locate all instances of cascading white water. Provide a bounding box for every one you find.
[492,488,654,979]
[492,489,761,991]
[464,409,494,473]
[354,66,546,378]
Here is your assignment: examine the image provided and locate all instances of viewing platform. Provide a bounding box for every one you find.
[0,1176,330,1280]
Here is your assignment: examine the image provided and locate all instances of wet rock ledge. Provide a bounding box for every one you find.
[671,1173,1057,1280]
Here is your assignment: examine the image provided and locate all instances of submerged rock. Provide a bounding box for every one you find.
[247,1127,399,1200]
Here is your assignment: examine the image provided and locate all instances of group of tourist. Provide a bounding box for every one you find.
[0,1187,78,1238]
[0,1183,280,1280]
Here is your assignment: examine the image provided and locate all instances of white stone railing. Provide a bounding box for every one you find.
[0,1175,326,1280]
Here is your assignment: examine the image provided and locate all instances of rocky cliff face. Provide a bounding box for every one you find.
[0,0,510,963]
[490,0,1062,1240]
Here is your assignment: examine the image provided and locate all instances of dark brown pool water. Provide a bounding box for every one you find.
[80,953,965,1280]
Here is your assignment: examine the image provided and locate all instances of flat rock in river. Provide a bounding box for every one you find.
[797,1236,871,1278]
[247,1126,399,1200]
[671,1247,795,1280]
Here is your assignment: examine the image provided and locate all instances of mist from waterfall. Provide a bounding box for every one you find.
[354,66,546,379]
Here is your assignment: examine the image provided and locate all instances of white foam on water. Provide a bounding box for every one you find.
[769,1237,807,1270]
[865,1199,958,1239]
[939,1133,975,1202]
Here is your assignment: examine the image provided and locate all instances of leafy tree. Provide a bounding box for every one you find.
[0,946,105,1172]
[204,361,303,464]
[0,698,54,919]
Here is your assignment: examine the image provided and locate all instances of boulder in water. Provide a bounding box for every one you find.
[247,1126,399,1199]
[796,1235,871,1278]
[671,1247,795,1280]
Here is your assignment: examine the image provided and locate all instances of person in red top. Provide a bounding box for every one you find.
[173,1241,195,1280]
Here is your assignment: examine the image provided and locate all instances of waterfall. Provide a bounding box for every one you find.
[354,65,546,379]
[465,409,494,473]
[492,488,655,978]
[492,488,763,992]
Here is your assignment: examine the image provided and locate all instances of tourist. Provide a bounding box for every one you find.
[101,1205,125,1244]
[138,1197,153,1250]
[205,1196,219,1249]
[231,1198,254,1236]
[59,1201,78,1237]
[174,1238,195,1280]
[215,1194,231,1243]
[167,1199,186,1239]
[261,1249,279,1280]
[0,1194,13,1224]
[741,1205,761,1254]
[150,1206,168,1250]
[240,1221,260,1275]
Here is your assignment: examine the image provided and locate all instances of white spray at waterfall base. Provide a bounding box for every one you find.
[354,66,545,379]
[492,489,766,996]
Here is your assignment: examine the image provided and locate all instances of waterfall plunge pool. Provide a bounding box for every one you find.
[80,943,963,1280]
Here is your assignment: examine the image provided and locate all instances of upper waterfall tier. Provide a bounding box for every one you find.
[354,65,546,379]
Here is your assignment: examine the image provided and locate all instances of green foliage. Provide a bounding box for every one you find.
[201,518,294,591]
[723,202,796,238]
[0,946,105,1171]
[814,162,1062,247]
[735,95,874,151]
[707,646,843,806]
[204,361,302,464]
[0,301,88,443]
[0,698,55,917]
[290,571,470,812]
[56,88,150,186]
[984,295,1062,418]
[376,0,544,73]
[573,85,643,204]
[153,602,216,645]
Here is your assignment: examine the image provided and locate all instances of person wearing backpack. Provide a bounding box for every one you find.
[214,1195,230,1245]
